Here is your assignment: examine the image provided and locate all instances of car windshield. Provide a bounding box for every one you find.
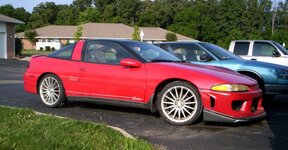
[199,43,241,60]
[125,41,181,62]
[273,41,288,55]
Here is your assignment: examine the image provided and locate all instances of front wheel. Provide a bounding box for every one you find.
[156,81,202,125]
[39,74,67,108]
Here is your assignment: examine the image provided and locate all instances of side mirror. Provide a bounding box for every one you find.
[120,59,142,68]
[272,50,281,57]
[200,54,212,62]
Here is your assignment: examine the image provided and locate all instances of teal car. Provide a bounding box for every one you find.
[155,42,288,97]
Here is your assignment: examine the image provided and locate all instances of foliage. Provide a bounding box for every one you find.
[74,25,83,42]
[165,32,177,41]
[45,46,51,51]
[22,49,52,57]
[132,26,140,41]
[24,30,38,43]
[0,106,154,150]
[15,38,23,56]
[1,0,288,47]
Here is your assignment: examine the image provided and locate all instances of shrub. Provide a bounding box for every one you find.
[40,47,43,51]
[52,47,55,51]
[45,46,51,51]
[165,32,178,41]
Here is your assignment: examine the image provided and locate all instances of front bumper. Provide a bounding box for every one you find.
[265,84,288,95]
[200,87,265,123]
[203,109,266,123]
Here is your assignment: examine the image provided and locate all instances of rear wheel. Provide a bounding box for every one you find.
[39,74,67,108]
[156,81,202,125]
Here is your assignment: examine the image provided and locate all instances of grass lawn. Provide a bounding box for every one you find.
[22,49,53,57]
[0,106,154,150]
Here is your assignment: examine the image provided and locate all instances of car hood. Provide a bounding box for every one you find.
[221,59,288,70]
[150,62,258,87]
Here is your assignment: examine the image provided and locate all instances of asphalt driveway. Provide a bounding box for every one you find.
[0,59,288,150]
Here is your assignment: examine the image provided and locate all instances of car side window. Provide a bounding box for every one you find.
[234,42,249,55]
[252,42,277,56]
[48,44,75,59]
[169,44,212,62]
[83,41,132,65]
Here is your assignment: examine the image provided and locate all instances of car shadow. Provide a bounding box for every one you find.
[64,100,161,118]
[264,95,288,149]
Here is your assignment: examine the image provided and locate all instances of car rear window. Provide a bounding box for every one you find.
[234,42,249,55]
[48,44,75,60]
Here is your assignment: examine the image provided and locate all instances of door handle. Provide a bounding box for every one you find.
[79,67,86,72]
[251,58,257,61]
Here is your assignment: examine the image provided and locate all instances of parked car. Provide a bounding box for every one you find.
[155,42,288,98]
[24,39,265,125]
[228,40,288,66]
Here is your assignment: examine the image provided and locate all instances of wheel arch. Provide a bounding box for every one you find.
[36,72,61,94]
[237,70,265,89]
[149,78,199,113]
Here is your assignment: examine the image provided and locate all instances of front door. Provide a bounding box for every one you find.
[78,41,146,102]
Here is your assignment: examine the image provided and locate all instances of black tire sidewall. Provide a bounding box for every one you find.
[156,81,202,125]
[39,74,66,108]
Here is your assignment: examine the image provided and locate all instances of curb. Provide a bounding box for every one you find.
[34,111,135,139]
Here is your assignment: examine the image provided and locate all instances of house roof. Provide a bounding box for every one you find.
[140,27,192,41]
[17,25,77,38]
[83,23,133,39]
[0,14,24,24]
[17,23,195,41]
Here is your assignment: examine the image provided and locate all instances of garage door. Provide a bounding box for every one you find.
[0,33,6,58]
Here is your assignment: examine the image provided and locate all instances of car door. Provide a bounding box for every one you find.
[78,41,146,102]
[250,41,286,65]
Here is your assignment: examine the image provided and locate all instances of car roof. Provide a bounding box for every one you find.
[231,40,275,42]
[157,41,204,44]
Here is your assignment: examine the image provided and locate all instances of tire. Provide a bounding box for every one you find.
[38,74,67,108]
[156,81,202,125]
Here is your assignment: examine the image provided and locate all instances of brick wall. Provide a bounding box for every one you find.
[22,39,35,50]
[6,23,15,58]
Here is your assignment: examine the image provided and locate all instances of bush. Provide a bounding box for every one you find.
[15,38,23,56]
[45,46,51,51]
[52,47,55,51]
[166,32,178,41]
[40,47,43,51]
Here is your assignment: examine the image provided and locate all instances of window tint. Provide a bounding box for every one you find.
[252,42,277,56]
[83,41,132,65]
[234,42,249,55]
[167,43,212,62]
[48,43,75,59]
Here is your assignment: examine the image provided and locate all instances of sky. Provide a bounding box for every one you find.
[0,0,74,12]
[0,0,285,13]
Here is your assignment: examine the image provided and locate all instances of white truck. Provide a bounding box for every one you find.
[228,40,288,66]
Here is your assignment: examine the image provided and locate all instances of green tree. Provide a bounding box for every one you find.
[24,30,38,49]
[79,7,101,23]
[74,25,83,42]
[132,26,140,41]
[165,32,177,41]
[55,5,77,25]
[27,2,58,29]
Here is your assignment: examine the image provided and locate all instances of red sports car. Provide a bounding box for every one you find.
[24,40,265,125]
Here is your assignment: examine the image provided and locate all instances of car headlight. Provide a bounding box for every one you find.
[211,84,248,92]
